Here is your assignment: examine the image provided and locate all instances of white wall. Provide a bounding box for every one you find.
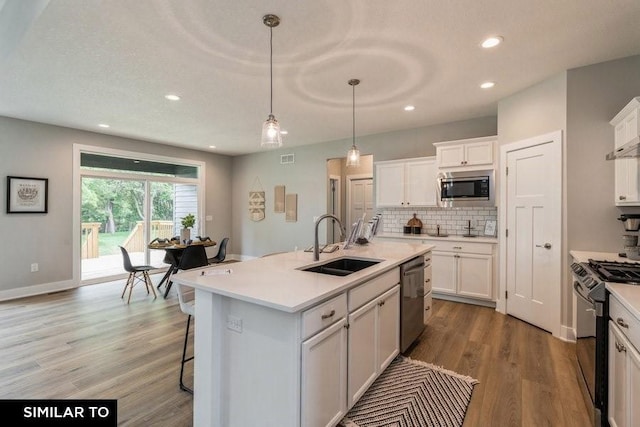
[231,116,497,257]
[0,117,232,297]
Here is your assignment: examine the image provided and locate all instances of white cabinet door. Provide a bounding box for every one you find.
[348,286,400,408]
[437,144,466,168]
[609,321,627,427]
[347,299,378,407]
[464,140,494,167]
[629,339,640,427]
[406,158,437,206]
[612,100,640,206]
[457,253,493,300]
[431,252,456,294]
[376,162,405,206]
[302,318,348,427]
[377,286,400,372]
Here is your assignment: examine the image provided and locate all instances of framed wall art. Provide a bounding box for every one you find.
[7,176,49,214]
[274,185,285,213]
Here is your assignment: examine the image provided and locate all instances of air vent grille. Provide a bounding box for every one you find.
[280,154,295,164]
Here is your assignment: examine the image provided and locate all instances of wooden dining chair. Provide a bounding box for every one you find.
[119,246,157,303]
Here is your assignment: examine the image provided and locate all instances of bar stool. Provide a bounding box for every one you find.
[177,283,195,394]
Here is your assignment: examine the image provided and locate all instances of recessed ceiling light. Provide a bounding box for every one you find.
[404,105,415,111]
[280,130,288,135]
[480,81,495,89]
[481,36,503,49]
[98,123,110,128]
[165,94,181,101]
[209,145,216,149]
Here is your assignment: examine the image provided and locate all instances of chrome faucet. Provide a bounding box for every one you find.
[314,214,346,261]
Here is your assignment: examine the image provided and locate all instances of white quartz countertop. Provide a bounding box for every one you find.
[377,232,498,244]
[172,240,433,313]
[607,283,640,321]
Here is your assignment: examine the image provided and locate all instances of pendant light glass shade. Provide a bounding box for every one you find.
[346,79,361,167]
[261,114,282,148]
[346,144,360,167]
[261,14,282,149]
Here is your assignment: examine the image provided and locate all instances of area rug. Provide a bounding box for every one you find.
[339,356,478,427]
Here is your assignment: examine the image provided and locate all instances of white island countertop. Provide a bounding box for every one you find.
[172,240,433,313]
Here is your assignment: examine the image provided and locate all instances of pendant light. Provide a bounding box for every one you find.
[261,14,282,149]
[346,78,361,167]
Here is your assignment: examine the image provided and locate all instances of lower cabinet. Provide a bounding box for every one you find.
[608,293,640,427]
[430,242,493,300]
[302,318,349,427]
[347,285,400,407]
[300,268,400,427]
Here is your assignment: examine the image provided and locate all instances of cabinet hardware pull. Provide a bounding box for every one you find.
[424,258,431,262]
[378,300,385,307]
[616,317,629,328]
[344,323,350,330]
[453,246,462,249]
[321,310,335,320]
[425,306,431,311]
[425,278,431,283]
[619,195,627,200]
[535,243,552,249]
[615,341,626,353]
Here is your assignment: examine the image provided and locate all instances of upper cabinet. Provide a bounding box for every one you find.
[375,157,437,207]
[434,135,497,170]
[611,97,640,206]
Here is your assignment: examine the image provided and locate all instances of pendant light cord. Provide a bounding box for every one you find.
[352,82,356,147]
[269,25,273,115]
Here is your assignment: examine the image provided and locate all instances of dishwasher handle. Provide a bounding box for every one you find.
[403,263,425,276]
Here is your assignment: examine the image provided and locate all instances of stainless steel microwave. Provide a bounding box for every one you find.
[436,170,495,207]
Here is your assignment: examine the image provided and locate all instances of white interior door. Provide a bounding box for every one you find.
[348,177,373,232]
[504,131,562,335]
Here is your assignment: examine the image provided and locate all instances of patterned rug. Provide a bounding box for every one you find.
[340,356,478,427]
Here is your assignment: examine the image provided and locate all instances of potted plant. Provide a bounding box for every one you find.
[180,213,195,243]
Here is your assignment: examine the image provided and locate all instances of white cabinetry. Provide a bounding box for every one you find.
[375,157,437,207]
[301,294,348,427]
[347,285,399,407]
[301,268,400,426]
[423,253,433,323]
[430,240,493,301]
[608,293,640,427]
[434,136,496,170]
[611,97,640,206]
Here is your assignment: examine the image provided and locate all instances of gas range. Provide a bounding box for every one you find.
[570,259,640,303]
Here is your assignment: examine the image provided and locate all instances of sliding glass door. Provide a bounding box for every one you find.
[79,150,202,282]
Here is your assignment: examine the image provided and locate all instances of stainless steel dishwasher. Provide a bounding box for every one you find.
[400,256,425,352]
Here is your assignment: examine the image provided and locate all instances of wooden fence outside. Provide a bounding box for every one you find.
[81,222,101,259]
[122,220,175,253]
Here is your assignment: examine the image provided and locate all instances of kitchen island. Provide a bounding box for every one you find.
[172,240,432,427]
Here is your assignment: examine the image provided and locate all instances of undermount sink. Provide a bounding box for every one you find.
[300,257,382,276]
[425,232,449,237]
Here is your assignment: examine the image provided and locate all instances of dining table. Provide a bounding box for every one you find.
[148,238,217,298]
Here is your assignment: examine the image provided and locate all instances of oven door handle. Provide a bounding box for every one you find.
[573,281,595,307]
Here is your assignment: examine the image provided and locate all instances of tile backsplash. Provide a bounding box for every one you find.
[379,207,497,236]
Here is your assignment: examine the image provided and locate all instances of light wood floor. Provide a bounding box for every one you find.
[0,281,591,426]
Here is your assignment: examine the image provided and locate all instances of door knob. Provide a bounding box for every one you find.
[536,243,552,249]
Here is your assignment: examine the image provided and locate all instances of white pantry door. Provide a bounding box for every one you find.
[504,131,562,335]
[348,177,373,230]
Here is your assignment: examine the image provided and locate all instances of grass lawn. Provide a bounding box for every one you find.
[98,231,130,255]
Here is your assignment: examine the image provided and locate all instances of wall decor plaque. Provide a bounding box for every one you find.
[285,193,297,222]
[274,185,285,213]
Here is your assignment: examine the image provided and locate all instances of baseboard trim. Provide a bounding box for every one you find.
[432,293,497,308]
[559,325,576,343]
[0,279,78,302]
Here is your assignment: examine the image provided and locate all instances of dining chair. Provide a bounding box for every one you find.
[177,282,195,394]
[119,246,157,303]
[164,244,209,298]
[207,237,229,264]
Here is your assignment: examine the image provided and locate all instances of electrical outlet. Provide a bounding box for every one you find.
[30,263,39,272]
[226,315,243,333]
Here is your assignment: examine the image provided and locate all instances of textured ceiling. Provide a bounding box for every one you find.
[0,0,639,155]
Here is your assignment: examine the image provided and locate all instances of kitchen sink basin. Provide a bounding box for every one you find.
[300,257,382,276]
